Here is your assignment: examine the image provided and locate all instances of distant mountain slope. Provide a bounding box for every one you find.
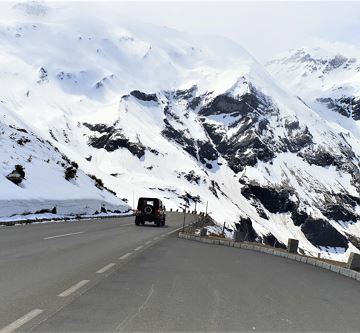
[0,103,129,218]
[0,2,359,260]
[266,43,360,121]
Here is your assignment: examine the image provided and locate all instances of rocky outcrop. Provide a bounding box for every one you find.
[85,123,146,158]
[6,165,25,185]
[162,119,197,158]
[130,90,158,102]
[241,183,297,214]
[301,217,349,249]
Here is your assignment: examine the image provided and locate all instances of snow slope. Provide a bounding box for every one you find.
[0,99,129,217]
[0,2,360,260]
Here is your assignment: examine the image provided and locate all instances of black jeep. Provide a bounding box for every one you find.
[135,197,166,227]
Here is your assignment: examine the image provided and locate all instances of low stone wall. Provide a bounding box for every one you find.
[178,232,360,282]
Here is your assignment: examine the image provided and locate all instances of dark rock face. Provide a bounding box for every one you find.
[301,217,349,249]
[299,147,336,167]
[37,67,48,83]
[234,217,259,242]
[199,83,274,118]
[130,90,158,102]
[325,54,348,72]
[197,140,218,167]
[83,123,114,134]
[345,233,360,251]
[353,98,360,120]
[209,180,226,198]
[202,119,275,173]
[89,132,145,158]
[241,183,297,214]
[86,123,145,158]
[320,202,358,222]
[178,192,201,206]
[6,165,25,185]
[317,96,360,120]
[162,119,197,158]
[262,233,287,249]
[199,85,282,173]
[291,210,309,226]
[177,170,201,185]
[284,124,313,153]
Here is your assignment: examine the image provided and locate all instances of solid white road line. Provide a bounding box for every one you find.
[0,309,43,333]
[119,253,132,260]
[58,280,90,297]
[96,263,116,274]
[145,240,152,245]
[134,245,143,251]
[43,231,84,240]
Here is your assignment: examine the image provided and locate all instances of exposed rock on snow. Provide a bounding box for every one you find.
[301,218,349,249]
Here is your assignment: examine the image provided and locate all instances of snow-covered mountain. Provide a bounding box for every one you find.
[1,2,360,261]
[266,43,360,120]
[0,102,129,218]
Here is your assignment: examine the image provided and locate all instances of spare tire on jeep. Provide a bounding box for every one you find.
[135,197,166,227]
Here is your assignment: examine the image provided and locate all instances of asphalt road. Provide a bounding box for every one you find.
[1,213,360,332]
[0,212,195,333]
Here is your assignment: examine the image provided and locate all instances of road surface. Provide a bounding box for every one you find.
[0,212,359,332]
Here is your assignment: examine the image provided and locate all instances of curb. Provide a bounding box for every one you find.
[178,232,360,283]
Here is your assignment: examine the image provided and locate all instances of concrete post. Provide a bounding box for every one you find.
[347,252,360,271]
[200,228,207,237]
[287,238,299,253]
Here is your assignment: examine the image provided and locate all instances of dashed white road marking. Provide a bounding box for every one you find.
[0,309,43,333]
[44,231,84,240]
[97,263,116,274]
[119,253,132,260]
[134,245,143,251]
[153,237,159,240]
[145,240,152,245]
[58,280,90,297]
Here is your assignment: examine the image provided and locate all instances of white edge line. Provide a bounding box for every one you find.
[44,231,84,240]
[145,240,152,245]
[58,280,90,297]
[119,253,132,260]
[134,245,143,251]
[0,309,43,333]
[96,263,116,274]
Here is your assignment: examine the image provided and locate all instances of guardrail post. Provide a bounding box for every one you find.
[200,228,207,237]
[287,238,299,253]
[347,252,360,271]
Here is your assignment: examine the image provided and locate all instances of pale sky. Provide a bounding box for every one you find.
[106,1,360,62]
[3,1,360,62]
